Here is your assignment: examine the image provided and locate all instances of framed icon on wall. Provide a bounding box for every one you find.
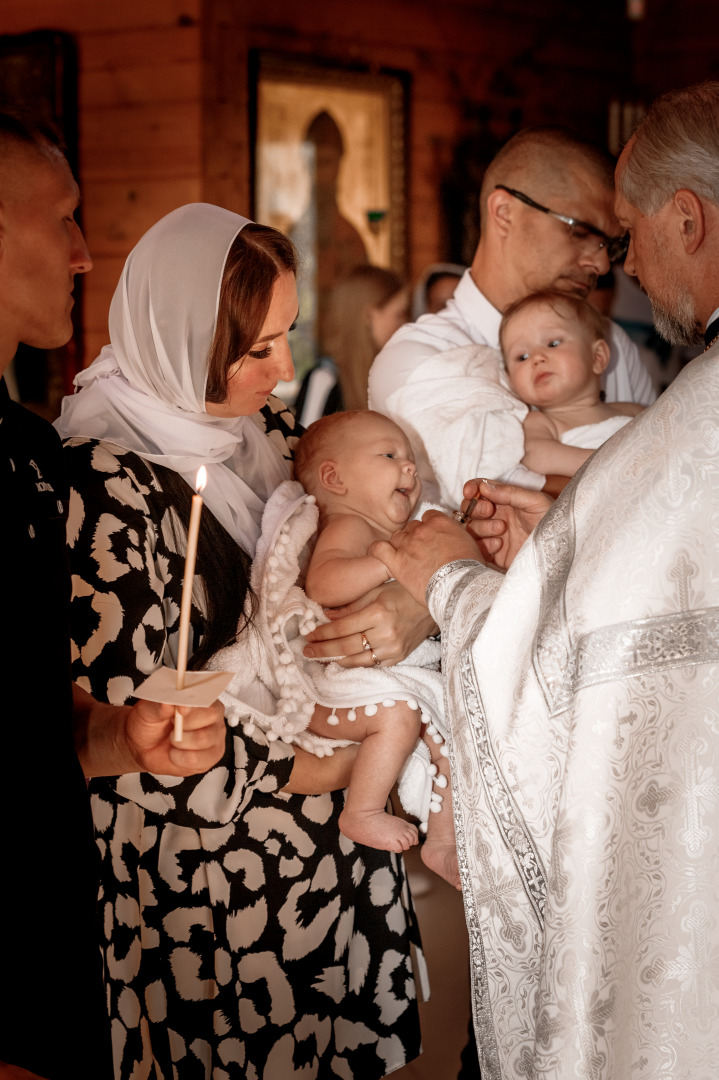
[251,52,408,381]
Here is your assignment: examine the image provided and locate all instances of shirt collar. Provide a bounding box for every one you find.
[453,270,503,349]
[703,305,719,347]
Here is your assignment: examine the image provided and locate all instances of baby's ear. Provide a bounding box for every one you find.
[592,339,611,375]
[317,459,346,495]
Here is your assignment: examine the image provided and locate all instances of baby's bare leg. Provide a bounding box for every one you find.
[420,735,461,890]
[309,702,420,852]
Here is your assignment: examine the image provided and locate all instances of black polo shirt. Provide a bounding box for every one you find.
[0,378,111,1079]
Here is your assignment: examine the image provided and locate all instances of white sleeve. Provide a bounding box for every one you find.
[369,333,432,410]
[368,316,474,411]
[604,321,657,405]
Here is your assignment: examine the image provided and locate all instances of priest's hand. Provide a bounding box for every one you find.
[370,510,483,607]
[461,478,552,570]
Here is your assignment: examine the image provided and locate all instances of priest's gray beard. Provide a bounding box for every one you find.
[649,291,704,347]
[641,234,703,346]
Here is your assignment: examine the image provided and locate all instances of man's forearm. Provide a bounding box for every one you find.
[282,741,358,794]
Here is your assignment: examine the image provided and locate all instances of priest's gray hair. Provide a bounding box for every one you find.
[619,81,719,216]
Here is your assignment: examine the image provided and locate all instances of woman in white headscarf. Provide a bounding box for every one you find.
[56,205,425,1080]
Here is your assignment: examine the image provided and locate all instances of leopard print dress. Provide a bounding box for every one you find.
[64,399,424,1080]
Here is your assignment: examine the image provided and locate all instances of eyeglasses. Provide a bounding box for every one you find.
[495,184,629,264]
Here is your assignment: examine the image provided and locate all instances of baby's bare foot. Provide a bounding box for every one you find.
[421,839,461,891]
[340,808,419,852]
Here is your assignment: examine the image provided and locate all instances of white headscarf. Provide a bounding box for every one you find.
[55,203,291,554]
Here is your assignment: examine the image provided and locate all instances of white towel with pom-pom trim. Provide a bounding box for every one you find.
[208,480,447,827]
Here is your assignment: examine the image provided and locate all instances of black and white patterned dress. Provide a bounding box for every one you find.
[64,399,424,1080]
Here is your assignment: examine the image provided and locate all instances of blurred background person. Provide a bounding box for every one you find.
[412,262,465,320]
[295,263,409,426]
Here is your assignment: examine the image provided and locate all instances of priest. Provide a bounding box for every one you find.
[372,80,719,1080]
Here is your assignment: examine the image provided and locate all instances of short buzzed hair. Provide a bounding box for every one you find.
[0,111,65,160]
[499,289,608,356]
[480,127,615,233]
[618,81,719,215]
[293,410,372,496]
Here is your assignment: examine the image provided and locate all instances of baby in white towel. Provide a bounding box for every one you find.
[294,410,457,880]
[501,290,645,478]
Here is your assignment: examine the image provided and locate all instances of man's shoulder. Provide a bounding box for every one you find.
[383,307,477,354]
[2,393,62,456]
[1,394,67,499]
[369,285,492,408]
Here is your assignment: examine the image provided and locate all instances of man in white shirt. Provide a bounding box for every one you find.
[369,127,656,506]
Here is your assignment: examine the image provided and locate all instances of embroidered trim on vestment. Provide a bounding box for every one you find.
[572,606,719,693]
[533,482,577,715]
[443,592,502,1080]
[438,566,548,1079]
[426,558,489,610]
[458,647,547,924]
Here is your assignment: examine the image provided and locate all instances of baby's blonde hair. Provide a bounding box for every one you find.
[499,289,608,359]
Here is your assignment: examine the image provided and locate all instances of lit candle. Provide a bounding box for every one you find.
[174,465,207,741]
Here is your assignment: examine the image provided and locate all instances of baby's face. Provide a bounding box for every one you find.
[332,413,421,527]
[502,303,602,409]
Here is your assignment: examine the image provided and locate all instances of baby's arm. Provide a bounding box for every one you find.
[521,410,593,478]
[305,515,391,608]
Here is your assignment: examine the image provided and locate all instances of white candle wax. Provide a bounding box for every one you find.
[174,467,206,740]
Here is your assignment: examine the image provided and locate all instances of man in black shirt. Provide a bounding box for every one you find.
[0,116,225,1080]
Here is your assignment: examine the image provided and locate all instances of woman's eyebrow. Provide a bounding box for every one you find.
[253,309,300,343]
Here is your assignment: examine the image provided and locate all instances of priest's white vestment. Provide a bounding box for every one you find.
[427,348,719,1079]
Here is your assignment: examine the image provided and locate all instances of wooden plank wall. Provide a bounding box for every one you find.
[633,0,719,101]
[2,0,203,364]
[2,0,635,367]
[232,0,634,282]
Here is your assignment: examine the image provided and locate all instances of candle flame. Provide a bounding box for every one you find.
[196,466,207,494]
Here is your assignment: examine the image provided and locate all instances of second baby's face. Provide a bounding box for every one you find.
[502,302,603,410]
[333,413,421,527]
